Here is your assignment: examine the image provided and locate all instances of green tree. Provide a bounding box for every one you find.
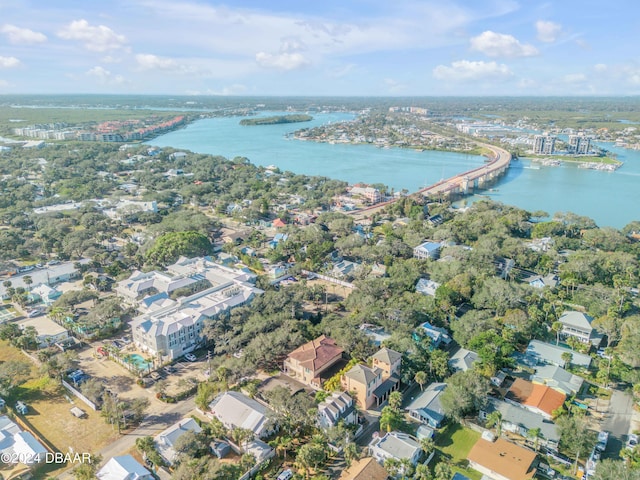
[485,410,503,437]
[557,414,596,474]
[440,370,490,421]
[144,231,211,266]
[415,371,427,391]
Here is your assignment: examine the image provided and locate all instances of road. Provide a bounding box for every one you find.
[58,397,196,479]
[347,142,511,220]
[602,389,634,459]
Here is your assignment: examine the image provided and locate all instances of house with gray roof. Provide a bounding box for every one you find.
[449,348,479,372]
[413,241,442,260]
[369,432,422,471]
[558,311,602,346]
[97,455,153,480]
[531,364,584,396]
[0,415,48,467]
[405,383,447,428]
[416,278,440,296]
[318,391,357,429]
[208,391,273,438]
[479,397,560,451]
[524,340,591,368]
[154,418,202,465]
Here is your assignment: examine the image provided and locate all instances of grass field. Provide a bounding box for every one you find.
[0,341,120,476]
[435,423,482,480]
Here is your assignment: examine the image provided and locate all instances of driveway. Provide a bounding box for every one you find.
[602,389,634,458]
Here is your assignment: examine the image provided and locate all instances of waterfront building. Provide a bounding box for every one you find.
[533,135,556,154]
[568,135,591,154]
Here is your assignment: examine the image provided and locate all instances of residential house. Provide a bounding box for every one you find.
[272,218,287,228]
[28,283,61,306]
[480,398,560,451]
[531,364,584,396]
[243,439,275,463]
[359,324,392,346]
[467,437,537,480]
[342,348,402,409]
[154,418,202,465]
[284,336,345,389]
[415,278,440,296]
[0,259,90,300]
[369,432,422,471]
[318,391,357,429]
[268,233,289,249]
[405,383,447,428]
[371,348,402,379]
[331,260,361,279]
[96,455,154,480]
[0,415,48,467]
[558,311,601,346]
[413,241,442,260]
[418,322,452,348]
[524,274,559,289]
[505,378,565,419]
[16,316,69,348]
[338,457,389,480]
[448,348,479,373]
[524,340,592,368]
[208,391,273,438]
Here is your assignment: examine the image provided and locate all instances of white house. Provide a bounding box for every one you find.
[97,455,154,480]
[413,241,442,260]
[0,415,48,466]
[405,383,447,428]
[449,348,479,372]
[208,391,273,438]
[558,311,600,345]
[369,431,422,470]
[154,418,202,465]
[318,392,358,429]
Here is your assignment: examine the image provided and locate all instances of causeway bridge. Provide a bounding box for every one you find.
[347,143,512,219]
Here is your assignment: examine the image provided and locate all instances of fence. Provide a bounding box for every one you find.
[301,270,355,289]
[62,379,98,411]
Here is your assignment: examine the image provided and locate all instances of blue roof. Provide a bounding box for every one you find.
[452,474,471,480]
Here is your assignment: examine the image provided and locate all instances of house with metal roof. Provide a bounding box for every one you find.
[558,311,602,346]
[208,391,273,438]
[369,432,422,471]
[531,364,584,396]
[318,392,357,429]
[449,348,479,372]
[97,455,154,480]
[413,241,442,260]
[154,418,202,465]
[0,415,48,467]
[405,382,447,428]
[524,340,592,368]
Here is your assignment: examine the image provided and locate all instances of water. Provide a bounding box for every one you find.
[150,114,640,228]
[149,112,486,192]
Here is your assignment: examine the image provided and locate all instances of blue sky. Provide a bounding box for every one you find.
[0,0,639,96]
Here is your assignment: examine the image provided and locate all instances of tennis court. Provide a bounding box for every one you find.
[0,305,17,322]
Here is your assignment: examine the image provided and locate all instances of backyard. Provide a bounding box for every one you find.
[434,423,482,480]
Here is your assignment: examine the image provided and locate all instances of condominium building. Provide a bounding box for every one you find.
[533,135,556,154]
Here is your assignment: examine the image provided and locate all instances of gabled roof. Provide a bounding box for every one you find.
[405,383,447,425]
[339,457,388,480]
[287,335,344,372]
[525,340,592,368]
[371,347,402,366]
[208,391,271,436]
[506,378,565,417]
[343,364,381,385]
[559,311,593,331]
[532,364,584,396]
[369,431,420,461]
[467,438,536,480]
[97,455,153,480]
[483,398,560,444]
[449,348,479,372]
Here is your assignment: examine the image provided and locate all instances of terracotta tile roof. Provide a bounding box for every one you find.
[506,378,565,416]
[287,335,344,372]
[467,438,537,480]
[339,457,388,480]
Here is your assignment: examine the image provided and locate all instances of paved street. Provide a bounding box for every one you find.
[602,389,634,459]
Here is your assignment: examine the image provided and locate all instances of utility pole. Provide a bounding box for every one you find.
[207,350,212,379]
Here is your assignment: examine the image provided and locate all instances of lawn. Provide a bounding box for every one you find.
[435,423,482,480]
[1,341,120,477]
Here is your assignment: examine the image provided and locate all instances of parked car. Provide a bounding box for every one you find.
[27,308,42,318]
[627,433,638,450]
[276,469,293,480]
[15,401,28,414]
[185,353,197,362]
[163,366,176,374]
[150,372,161,380]
[596,431,609,452]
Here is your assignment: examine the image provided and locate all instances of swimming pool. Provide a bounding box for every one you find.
[126,354,153,372]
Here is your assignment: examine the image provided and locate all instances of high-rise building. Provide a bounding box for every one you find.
[533,135,556,154]
[568,135,591,154]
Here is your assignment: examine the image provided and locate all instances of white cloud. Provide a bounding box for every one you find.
[0,79,9,88]
[327,63,356,78]
[86,66,125,84]
[470,31,538,58]
[563,73,587,83]
[1,24,47,44]
[384,78,407,93]
[194,84,248,96]
[58,19,127,52]
[0,56,21,68]
[433,60,512,81]
[535,20,562,43]
[135,54,178,70]
[594,64,607,73]
[255,52,310,70]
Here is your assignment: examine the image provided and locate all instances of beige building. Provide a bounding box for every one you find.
[284,335,344,389]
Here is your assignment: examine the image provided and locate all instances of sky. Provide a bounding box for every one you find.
[1,0,639,96]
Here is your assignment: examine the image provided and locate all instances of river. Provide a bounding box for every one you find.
[149,113,639,228]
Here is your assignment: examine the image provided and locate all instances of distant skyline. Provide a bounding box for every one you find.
[1,0,639,96]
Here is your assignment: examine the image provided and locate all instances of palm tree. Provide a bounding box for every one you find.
[23,275,33,292]
[552,321,563,345]
[420,437,435,458]
[486,410,503,437]
[561,351,573,368]
[415,371,428,391]
[527,427,541,452]
[414,464,433,480]
[343,442,359,468]
[434,461,452,480]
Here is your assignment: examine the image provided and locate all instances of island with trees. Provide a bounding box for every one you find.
[239,114,313,126]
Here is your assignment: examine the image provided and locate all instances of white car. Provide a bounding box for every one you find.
[627,433,638,450]
[185,353,197,362]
